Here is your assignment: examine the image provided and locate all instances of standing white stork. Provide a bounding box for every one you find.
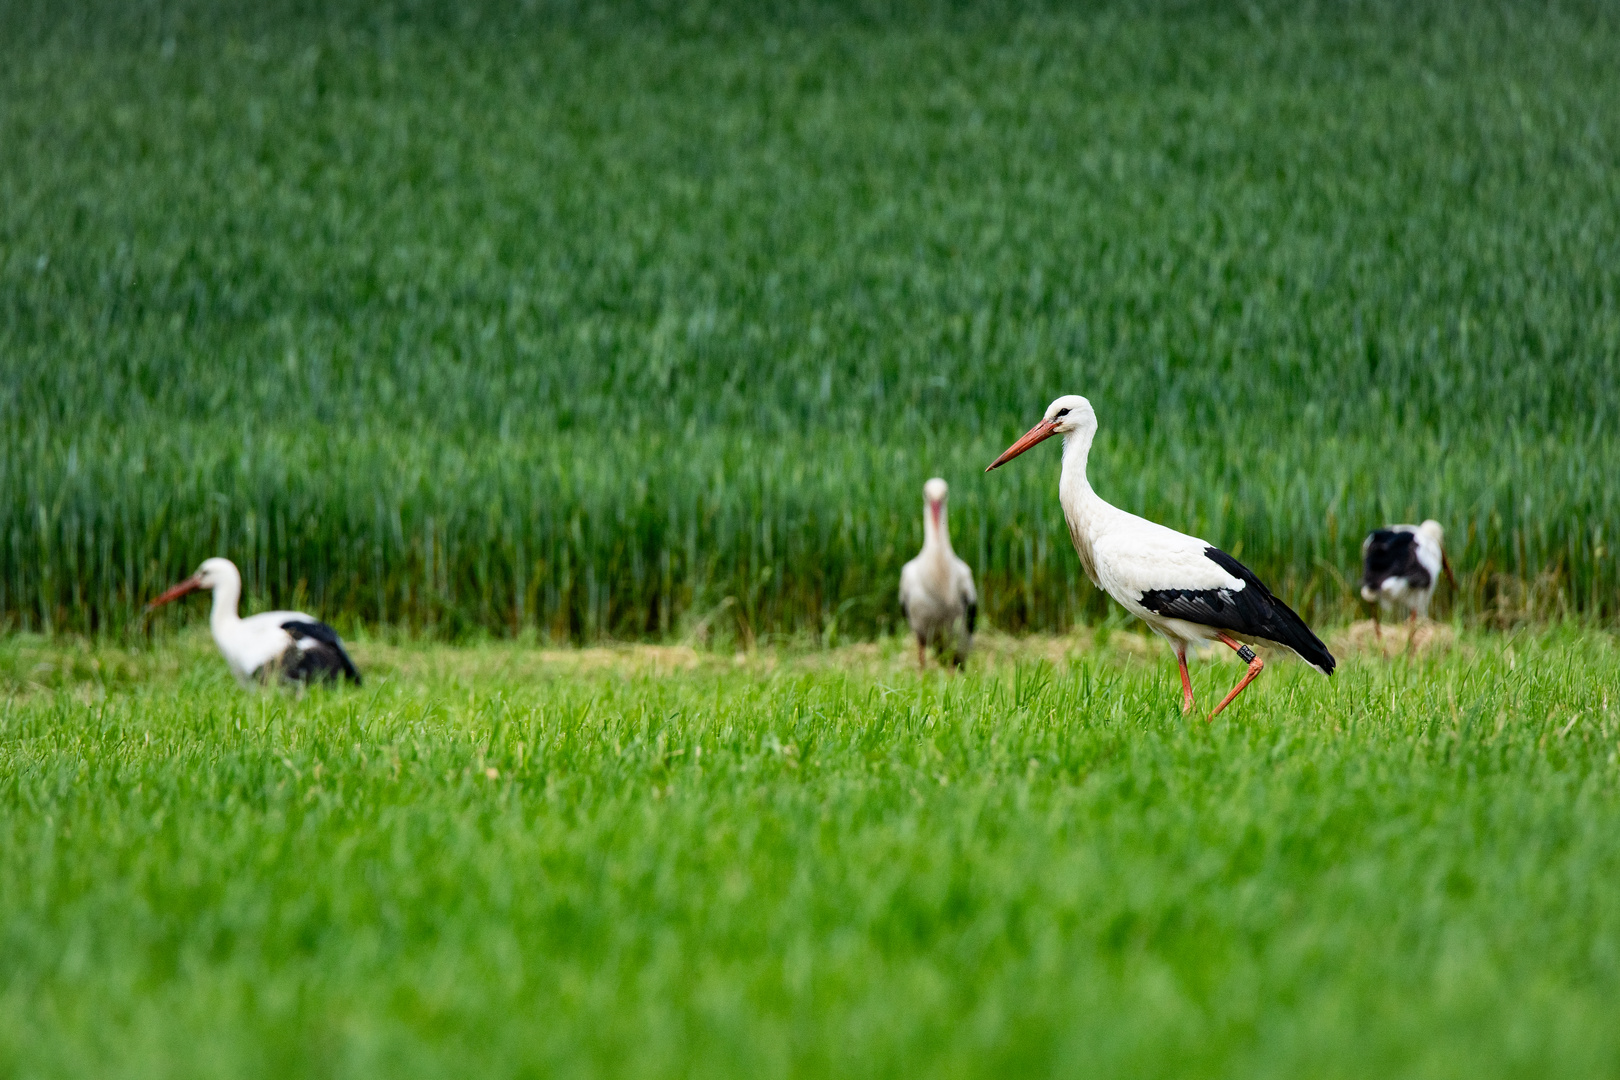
[986,395,1334,720]
[1361,520,1454,649]
[899,478,977,669]
[146,557,361,688]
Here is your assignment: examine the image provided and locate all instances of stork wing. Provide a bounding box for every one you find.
[279,619,362,685]
[1093,529,1334,675]
[952,559,977,635]
[1362,530,1428,590]
[1090,525,1239,598]
[951,557,977,603]
[1144,548,1336,675]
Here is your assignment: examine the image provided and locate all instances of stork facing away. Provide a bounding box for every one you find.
[987,395,1333,720]
[1361,520,1454,649]
[899,478,977,669]
[147,557,361,688]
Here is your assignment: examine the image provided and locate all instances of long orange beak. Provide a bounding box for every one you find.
[145,575,202,613]
[1442,552,1458,590]
[986,418,1060,471]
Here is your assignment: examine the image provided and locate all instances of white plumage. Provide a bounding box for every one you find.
[988,395,1333,719]
[898,478,977,668]
[147,557,361,688]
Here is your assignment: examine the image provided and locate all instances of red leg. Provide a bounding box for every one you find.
[917,637,927,670]
[1176,644,1197,714]
[1406,610,1418,655]
[1372,604,1381,641]
[1207,633,1265,722]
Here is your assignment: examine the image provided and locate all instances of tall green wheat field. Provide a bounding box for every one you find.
[4,0,1618,640]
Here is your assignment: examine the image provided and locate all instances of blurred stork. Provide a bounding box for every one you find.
[899,478,977,669]
[147,557,361,688]
[1361,520,1454,650]
[987,395,1334,720]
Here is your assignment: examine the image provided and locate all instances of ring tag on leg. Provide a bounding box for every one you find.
[1237,644,1257,664]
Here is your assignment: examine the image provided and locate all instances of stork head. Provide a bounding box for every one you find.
[923,477,949,531]
[146,557,241,611]
[986,395,1096,470]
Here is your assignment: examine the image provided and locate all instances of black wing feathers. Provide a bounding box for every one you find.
[965,599,977,636]
[1361,530,1429,590]
[279,619,362,686]
[1137,547,1336,675]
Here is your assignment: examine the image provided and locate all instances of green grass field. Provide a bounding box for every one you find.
[7,3,1620,1075]
[3,628,1620,1077]
[5,0,1620,637]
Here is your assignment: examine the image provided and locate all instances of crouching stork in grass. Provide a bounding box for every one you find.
[147,557,362,689]
[899,477,977,669]
[987,395,1334,720]
[1361,520,1454,650]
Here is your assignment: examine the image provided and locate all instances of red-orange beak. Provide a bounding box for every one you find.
[986,418,1060,471]
[929,500,942,528]
[145,575,202,613]
[1442,552,1458,590]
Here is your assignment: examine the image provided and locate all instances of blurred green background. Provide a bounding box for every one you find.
[4,0,1618,639]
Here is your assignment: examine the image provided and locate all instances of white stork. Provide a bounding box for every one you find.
[987,395,1334,720]
[1361,520,1454,648]
[146,557,361,688]
[899,478,977,669]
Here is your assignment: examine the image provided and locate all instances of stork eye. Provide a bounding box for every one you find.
[1054,408,1070,419]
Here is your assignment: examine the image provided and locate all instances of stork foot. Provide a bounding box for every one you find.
[1207,633,1265,722]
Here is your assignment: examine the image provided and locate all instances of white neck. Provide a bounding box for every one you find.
[1058,426,1111,583]
[923,502,954,558]
[209,573,243,630]
[1059,425,1102,504]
